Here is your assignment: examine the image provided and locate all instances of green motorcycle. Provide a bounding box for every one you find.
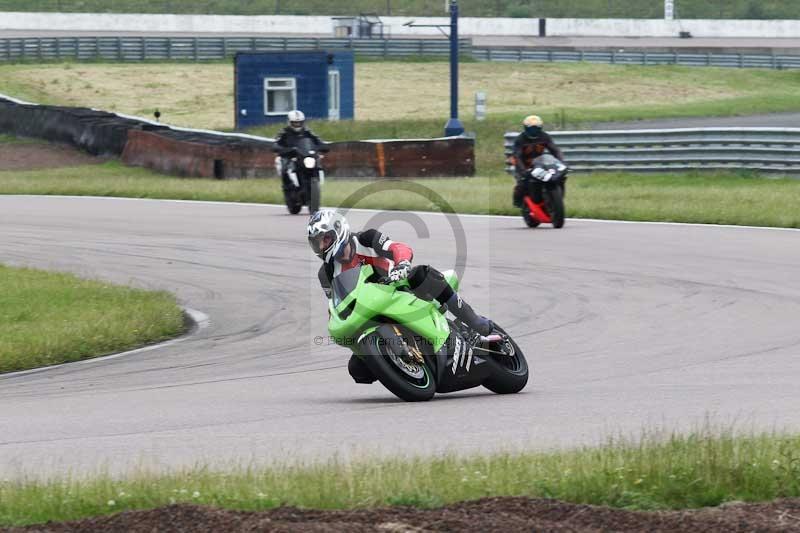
[328,264,529,402]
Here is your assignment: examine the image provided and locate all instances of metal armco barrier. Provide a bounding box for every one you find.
[1,37,799,70]
[0,36,471,61]
[504,128,800,174]
[477,48,800,70]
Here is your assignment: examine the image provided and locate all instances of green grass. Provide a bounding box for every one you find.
[4,62,800,156]
[0,264,185,373]
[2,429,800,526]
[0,0,796,18]
[5,62,800,176]
[0,133,38,144]
[3,162,800,228]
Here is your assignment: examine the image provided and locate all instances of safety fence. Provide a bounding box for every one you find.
[0,36,472,61]
[477,48,800,69]
[0,94,474,178]
[1,36,800,70]
[504,128,800,174]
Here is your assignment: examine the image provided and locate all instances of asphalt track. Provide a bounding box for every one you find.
[2,196,800,479]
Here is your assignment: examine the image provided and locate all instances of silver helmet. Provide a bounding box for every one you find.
[307,209,351,264]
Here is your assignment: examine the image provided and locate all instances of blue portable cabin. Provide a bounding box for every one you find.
[234,50,354,131]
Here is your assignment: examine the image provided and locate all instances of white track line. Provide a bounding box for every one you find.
[6,194,800,233]
[0,308,210,379]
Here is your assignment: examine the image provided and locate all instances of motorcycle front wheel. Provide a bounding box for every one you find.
[308,178,321,215]
[544,187,565,228]
[359,327,436,402]
[283,189,302,215]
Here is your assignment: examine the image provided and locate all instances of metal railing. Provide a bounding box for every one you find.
[504,128,800,174]
[1,36,798,70]
[477,48,800,69]
[0,36,471,61]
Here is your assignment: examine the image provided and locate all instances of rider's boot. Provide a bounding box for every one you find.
[445,293,493,337]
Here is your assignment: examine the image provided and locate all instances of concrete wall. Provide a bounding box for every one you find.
[548,18,800,38]
[0,13,334,34]
[2,12,800,38]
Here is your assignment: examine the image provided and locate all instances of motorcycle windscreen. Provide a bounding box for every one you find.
[296,137,316,157]
[532,154,563,167]
[331,266,362,308]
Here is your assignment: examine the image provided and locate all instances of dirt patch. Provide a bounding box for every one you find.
[6,497,800,532]
[0,142,105,171]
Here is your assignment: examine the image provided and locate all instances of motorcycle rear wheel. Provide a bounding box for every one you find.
[482,324,529,394]
[359,327,436,402]
[522,206,540,228]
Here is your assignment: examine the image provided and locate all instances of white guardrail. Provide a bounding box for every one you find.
[504,128,800,174]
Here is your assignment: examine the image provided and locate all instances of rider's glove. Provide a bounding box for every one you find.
[388,260,412,282]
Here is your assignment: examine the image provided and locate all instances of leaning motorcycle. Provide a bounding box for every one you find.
[520,154,567,229]
[327,264,530,402]
[275,138,328,215]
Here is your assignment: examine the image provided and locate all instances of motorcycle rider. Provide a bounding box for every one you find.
[511,115,567,207]
[307,209,494,384]
[274,110,327,191]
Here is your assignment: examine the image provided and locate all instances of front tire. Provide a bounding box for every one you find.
[283,190,302,215]
[359,327,436,402]
[544,187,564,228]
[482,324,529,394]
[544,187,565,229]
[308,178,321,215]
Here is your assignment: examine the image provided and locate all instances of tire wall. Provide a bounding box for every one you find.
[0,96,475,179]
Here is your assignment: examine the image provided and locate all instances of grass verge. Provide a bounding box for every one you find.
[0,264,185,373]
[2,430,800,526]
[3,61,800,130]
[2,162,800,228]
[4,62,800,175]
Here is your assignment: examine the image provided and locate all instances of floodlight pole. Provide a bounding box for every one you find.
[444,0,464,137]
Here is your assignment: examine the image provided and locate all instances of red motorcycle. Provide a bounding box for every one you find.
[520,155,567,229]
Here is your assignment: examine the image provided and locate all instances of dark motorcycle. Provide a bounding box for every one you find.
[275,137,328,215]
[521,155,567,229]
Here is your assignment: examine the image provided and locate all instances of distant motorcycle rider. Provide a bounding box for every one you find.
[511,115,567,207]
[307,210,493,383]
[274,110,326,190]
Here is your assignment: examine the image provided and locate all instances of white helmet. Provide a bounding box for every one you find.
[308,209,351,264]
[287,110,305,132]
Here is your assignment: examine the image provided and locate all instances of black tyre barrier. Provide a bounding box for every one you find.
[0,97,150,156]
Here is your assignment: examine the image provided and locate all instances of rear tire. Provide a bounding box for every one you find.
[544,187,565,229]
[359,327,436,402]
[482,324,529,394]
[522,206,540,228]
[308,178,321,215]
